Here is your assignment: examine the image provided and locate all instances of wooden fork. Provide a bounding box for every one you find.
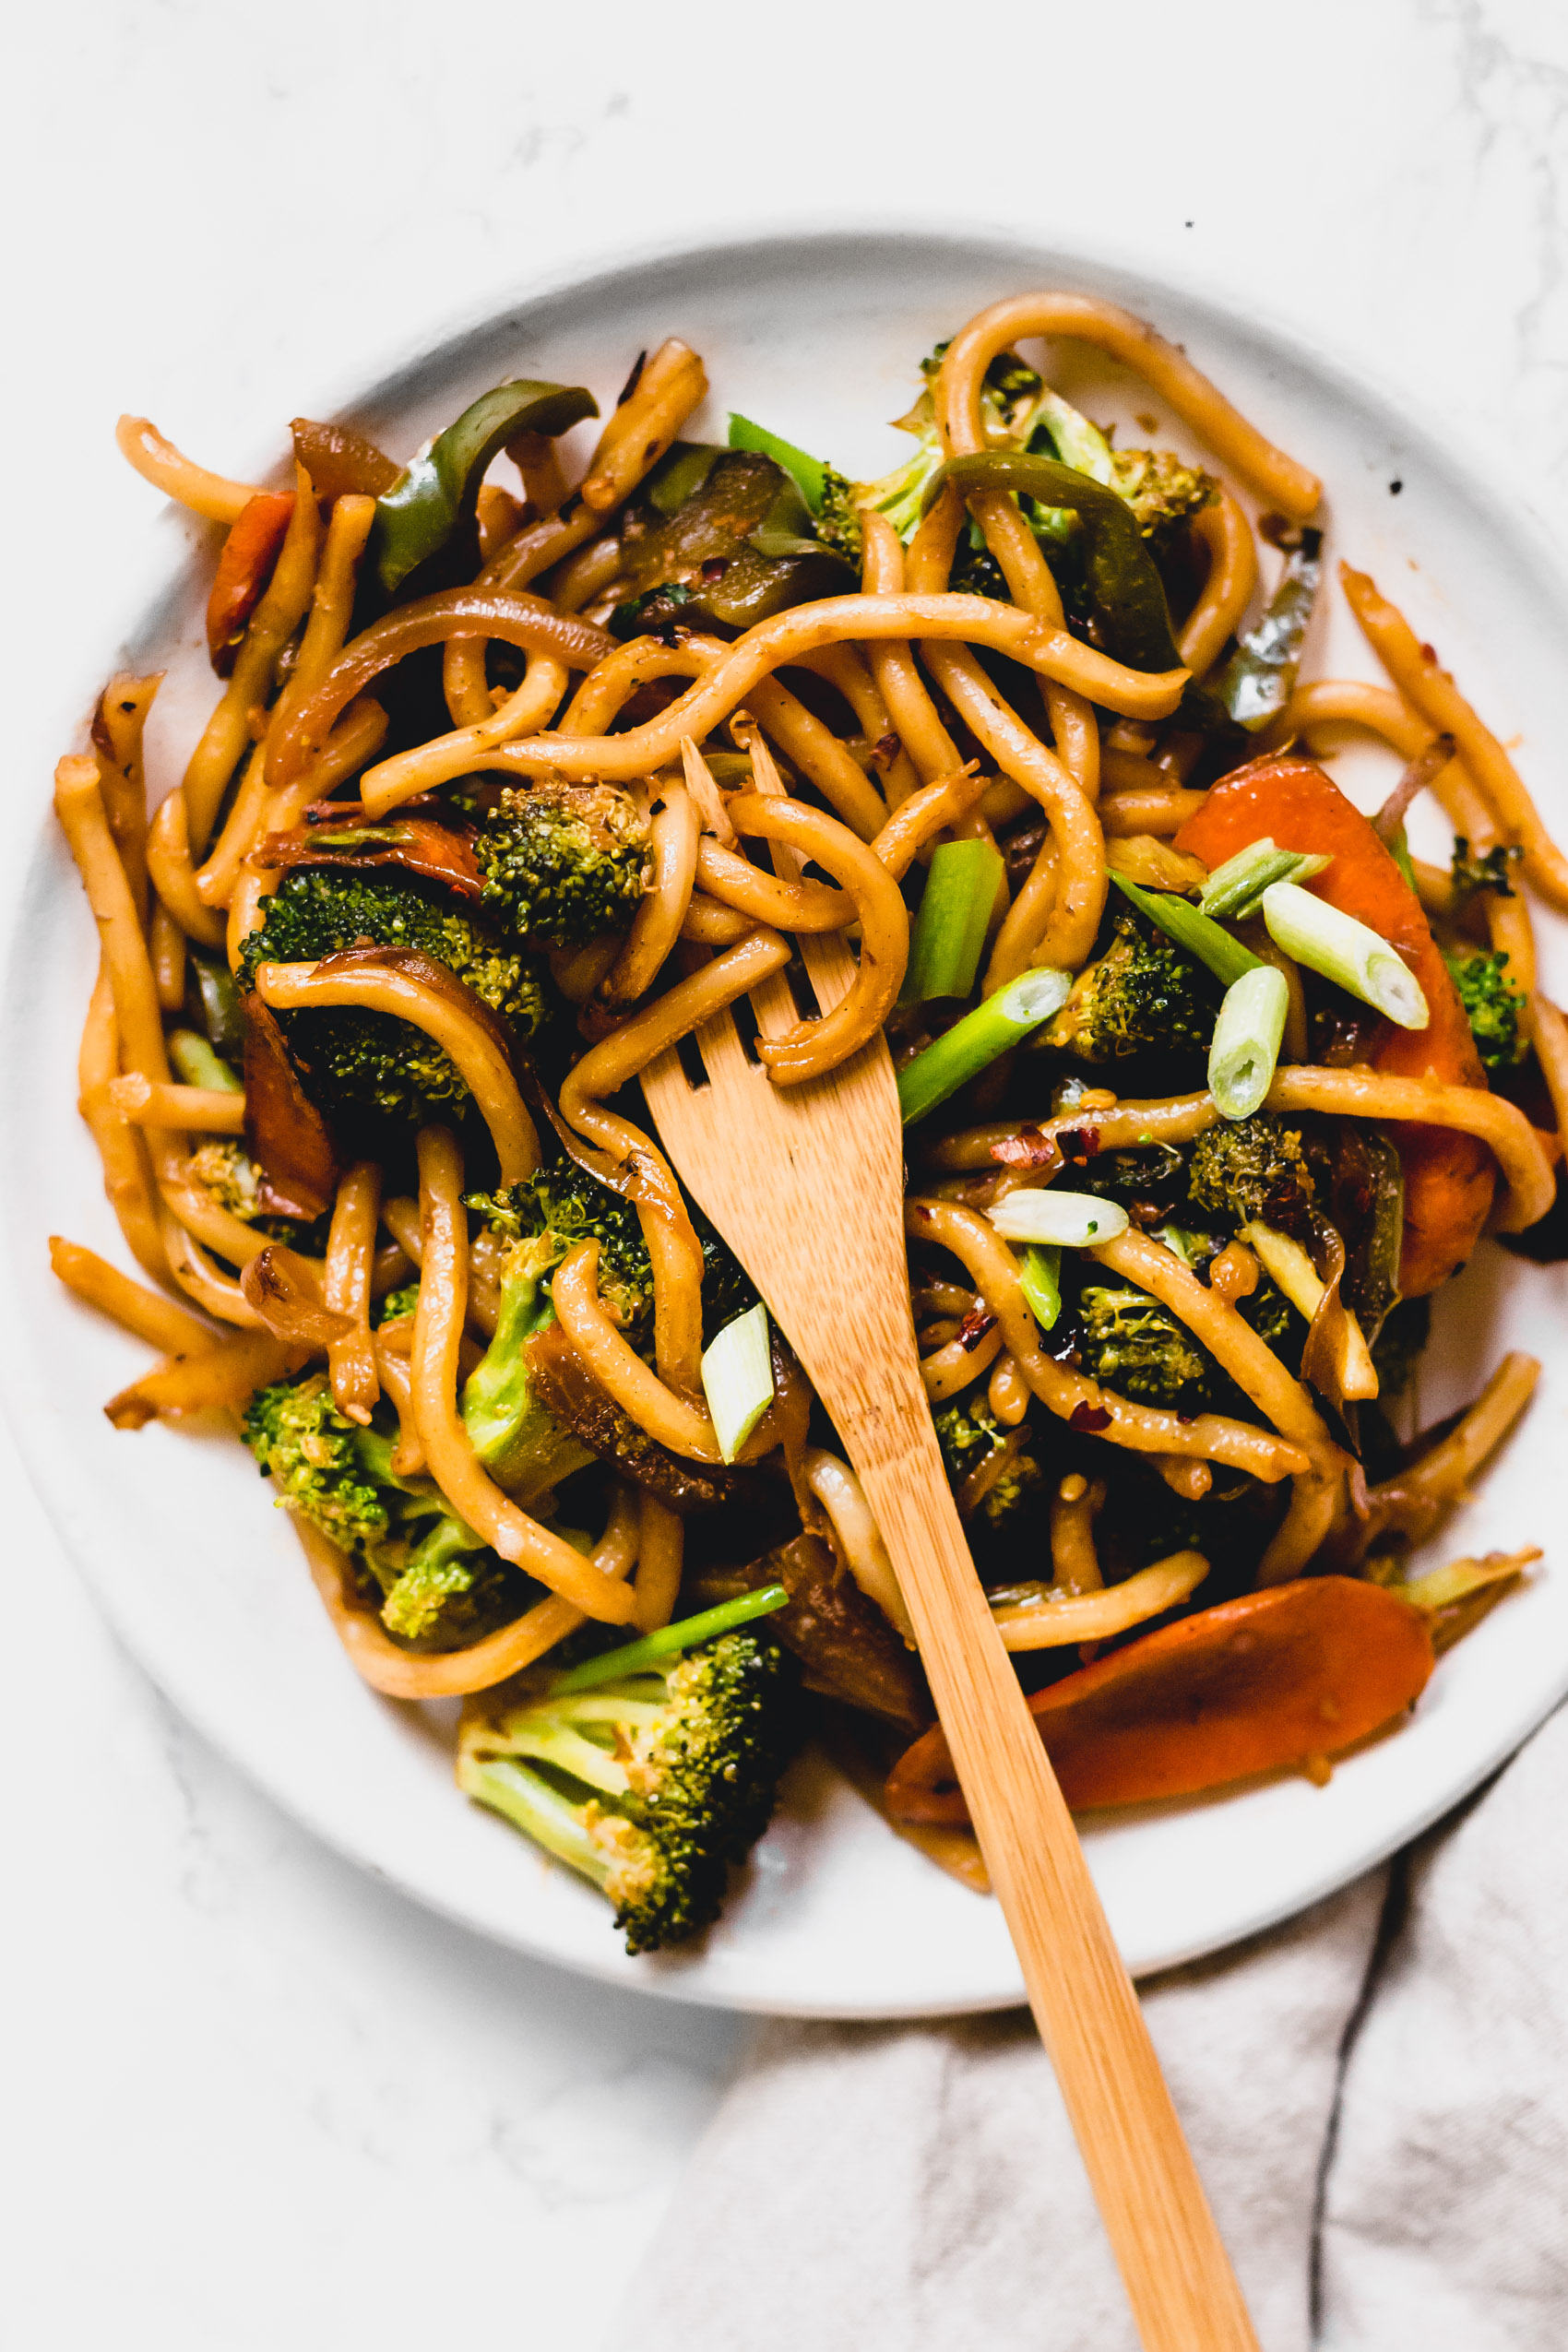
[640,754,1259,2352]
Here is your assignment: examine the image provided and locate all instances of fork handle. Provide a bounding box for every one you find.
[856,1436,1261,2352]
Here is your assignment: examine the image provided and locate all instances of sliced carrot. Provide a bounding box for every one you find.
[1175,754,1493,1292]
[206,490,296,675]
[885,1576,1435,1821]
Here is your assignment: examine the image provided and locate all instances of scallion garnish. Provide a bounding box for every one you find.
[897,968,1073,1126]
[901,837,1005,1004]
[548,1584,790,1694]
[990,1191,1129,1247]
[1208,964,1289,1121]
[1108,869,1261,987]
[1198,837,1332,921]
[1017,1241,1063,1329]
[1260,881,1429,1029]
[700,1301,775,1464]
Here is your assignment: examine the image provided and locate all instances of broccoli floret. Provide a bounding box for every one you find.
[374,1279,421,1325]
[462,1161,754,1497]
[1107,446,1216,546]
[1450,836,1522,912]
[460,782,650,946]
[852,350,1213,581]
[184,1139,322,1249]
[243,1371,387,1550]
[920,340,1043,431]
[469,1165,659,1340]
[187,1138,267,1221]
[469,1160,755,1353]
[237,867,555,1132]
[460,1243,596,1503]
[1076,1285,1209,1410]
[1445,948,1526,1073]
[932,1391,1045,1530]
[813,463,865,563]
[457,1626,802,1953]
[1187,1114,1315,1229]
[1044,909,1215,1063]
[1238,1274,1302,1360]
[243,1371,529,1648]
[851,346,1042,547]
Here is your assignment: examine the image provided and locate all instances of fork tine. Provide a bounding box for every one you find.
[681,735,736,845]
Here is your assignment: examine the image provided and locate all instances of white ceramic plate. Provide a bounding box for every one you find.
[7,226,1568,2017]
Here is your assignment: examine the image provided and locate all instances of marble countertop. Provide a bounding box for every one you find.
[8,1,1568,2342]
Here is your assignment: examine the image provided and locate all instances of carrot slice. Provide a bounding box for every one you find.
[207,490,296,675]
[885,1576,1434,1820]
[1176,754,1494,1292]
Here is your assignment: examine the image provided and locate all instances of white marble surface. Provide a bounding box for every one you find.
[7,1,1568,2343]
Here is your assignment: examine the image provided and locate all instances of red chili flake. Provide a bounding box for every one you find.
[870,731,900,769]
[1069,1402,1111,1433]
[1127,1198,1165,1229]
[1420,642,1438,665]
[992,1125,1063,1172]
[700,556,729,582]
[1057,1126,1102,1164]
[956,1308,998,1353]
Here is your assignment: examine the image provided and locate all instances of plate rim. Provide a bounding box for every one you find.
[6,212,1567,2017]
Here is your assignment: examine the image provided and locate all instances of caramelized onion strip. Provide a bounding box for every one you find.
[267,590,615,791]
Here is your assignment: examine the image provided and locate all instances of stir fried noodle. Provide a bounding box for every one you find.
[55,295,1555,1949]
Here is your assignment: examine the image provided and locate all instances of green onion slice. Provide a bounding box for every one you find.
[1109,869,1262,987]
[1208,964,1289,1121]
[897,968,1073,1127]
[1016,1242,1063,1330]
[548,1585,791,1694]
[901,837,1004,1004]
[990,1190,1129,1247]
[1260,881,1429,1029]
[1198,837,1332,921]
[700,1301,775,1464]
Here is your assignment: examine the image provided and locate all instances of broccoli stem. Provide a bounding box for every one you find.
[457,1752,614,1888]
[897,968,1073,1127]
[1109,870,1262,988]
[168,1028,243,1092]
[549,1584,790,1694]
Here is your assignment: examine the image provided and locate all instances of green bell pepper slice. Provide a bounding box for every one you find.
[372,377,599,595]
[727,411,828,515]
[1213,527,1324,731]
[931,450,1182,674]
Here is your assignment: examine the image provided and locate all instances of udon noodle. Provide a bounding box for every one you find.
[56,283,1558,1943]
